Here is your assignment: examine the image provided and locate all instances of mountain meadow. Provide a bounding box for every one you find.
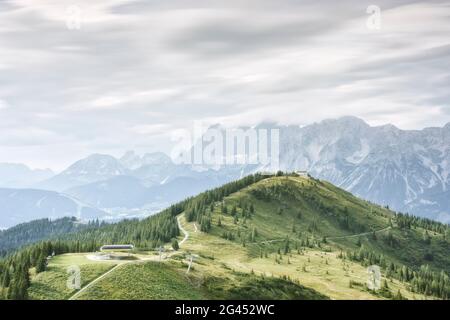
[0,173,449,300]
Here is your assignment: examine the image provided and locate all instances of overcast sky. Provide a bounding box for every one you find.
[1,0,450,170]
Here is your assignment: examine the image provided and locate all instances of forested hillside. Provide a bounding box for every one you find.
[0,217,103,256]
[0,174,267,299]
[1,173,449,300]
[212,174,450,299]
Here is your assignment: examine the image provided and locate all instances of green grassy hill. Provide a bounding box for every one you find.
[2,174,449,300]
[208,175,449,274]
[71,260,328,300]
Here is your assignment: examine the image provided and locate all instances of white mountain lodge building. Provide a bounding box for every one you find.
[100,244,134,252]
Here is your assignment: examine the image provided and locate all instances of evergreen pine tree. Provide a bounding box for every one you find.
[171,239,179,251]
[35,252,47,274]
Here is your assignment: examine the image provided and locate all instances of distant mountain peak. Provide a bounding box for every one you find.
[337,115,368,123]
[0,163,54,188]
[141,152,172,165]
[38,154,127,191]
[277,118,450,222]
[375,123,401,132]
[321,116,369,126]
[65,154,125,173]
[120,151,172,170]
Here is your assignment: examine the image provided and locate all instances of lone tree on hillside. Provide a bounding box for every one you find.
[171,239,179,251]
[35,252,47,274]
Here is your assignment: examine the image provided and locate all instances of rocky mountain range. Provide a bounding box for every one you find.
[1,116,449,227]
[276,116,450,222]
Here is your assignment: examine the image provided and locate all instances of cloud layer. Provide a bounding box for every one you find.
[1,0,449,170]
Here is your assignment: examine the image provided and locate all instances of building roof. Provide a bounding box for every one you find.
[100,244,134,250]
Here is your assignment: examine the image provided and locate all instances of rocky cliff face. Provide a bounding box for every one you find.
[275,117,450,222]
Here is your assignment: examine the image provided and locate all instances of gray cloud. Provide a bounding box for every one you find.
[0,0,449,170]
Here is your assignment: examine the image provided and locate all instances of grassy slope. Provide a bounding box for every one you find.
[31,176,448,300]
[178,176,446,299]
[74,261,206,300]
[73,260,328,300]
[212,176,449,273]
[178,215,425,300]
[28,254,116,300]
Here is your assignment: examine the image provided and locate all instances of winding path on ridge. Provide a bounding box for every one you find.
[257,226,392,245]
[177,215,189,246]
[325,226,391,240]
[68,215,190,300]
